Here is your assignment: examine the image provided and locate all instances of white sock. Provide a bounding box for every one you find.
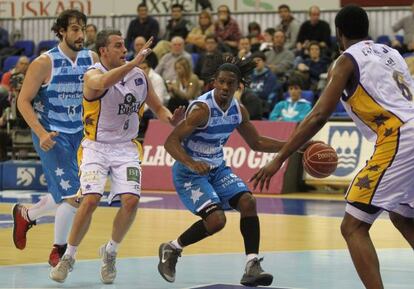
[65,244,78,258]
[246,253,258,264]
[27,194,59,221]
[106,239,119,253]
[170,239,183,250]
[54,202,77,245]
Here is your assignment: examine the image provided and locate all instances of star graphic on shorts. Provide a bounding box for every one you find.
[33,101,44,113]
[372,114,389,127]
[355,175,374,189]
[55,167,64,177]
[60,179,72,191]
[190,187,203,204]
[368,165,380,172]
[383,128,393,137]
[184,182,192,190]
[85,116,94,126]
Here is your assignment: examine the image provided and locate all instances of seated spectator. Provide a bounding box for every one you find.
[295,41,330,91]
[250,51,279,116]
[139,59,170,105]
[125,3,160,50]
[392,1,414,55]
[234,84,263,120]
[247,22,265,52]
[194,34,221,85]
[259,27,275,52]
[1,56,30,92]
[237,36,253,59]
[85,24,97,51]
[153,3,192,60]
[214,4,241,54]
[127,36,158,69]
[296,6,331,56]
[166,57,201,112]
[155,36,192,82]
[265,30,295,77]
[269,76,312,122]
[276,4,301,50]
[185,10,214,53]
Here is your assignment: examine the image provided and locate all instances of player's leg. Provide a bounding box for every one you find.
[341,203,383,289]
[389,205,414,248]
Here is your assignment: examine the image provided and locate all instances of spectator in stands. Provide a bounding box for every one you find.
[296,6,331,55]
[250,52,279,116]
[127,36,158,69]
[155,36,192,82]
[139,59,170,105]
[276,4,301,50]
[259,27,275,52]
[269,76,312,122]
[194,34,221,85]
[392,1,414,55]
[237,36,252,59]
[247,22,264,52]
[125,3,160,50]
[163,4,192,41]
[265,30,295,77]
[234,84,264,120]
[185,10,214,53]
[1,56,30,92]
[214,5,241,54]
[84,24,97,51]
[166,57,201,112]
[295,41,330,91]
[0,24,10,50]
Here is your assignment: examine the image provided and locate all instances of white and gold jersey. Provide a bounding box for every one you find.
[83,62,147,143]
[341,40,414,142]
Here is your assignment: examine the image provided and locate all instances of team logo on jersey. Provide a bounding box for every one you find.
[328,126,362,177]
[118,93,141,115]
[16,167,35,186]
[134,78,144,86]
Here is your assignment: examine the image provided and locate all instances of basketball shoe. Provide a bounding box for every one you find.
[240,257,273,287]
[48,244,67,267]
[49,254,75,283]
[99,244,117,284]
[157,242,182,282]
[12,203,36,250]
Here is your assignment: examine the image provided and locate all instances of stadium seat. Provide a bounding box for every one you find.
[403,52,414,58]
[37,40,58,55]
[395,34,404,45]
[376,35,391,46]
[3,56,20,72]
[191,53,200,67]
[13,40,35,57]
[332,101,348,117]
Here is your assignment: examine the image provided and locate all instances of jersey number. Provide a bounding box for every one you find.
[393,71,413,101]
[68,105,76,116]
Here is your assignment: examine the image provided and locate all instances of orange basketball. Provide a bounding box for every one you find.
[303,142,338,178]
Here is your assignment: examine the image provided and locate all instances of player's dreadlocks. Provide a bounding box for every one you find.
[202,55,256,87]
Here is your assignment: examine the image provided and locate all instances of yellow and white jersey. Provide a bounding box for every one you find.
[341,40,414,142]
[83,62,147,143]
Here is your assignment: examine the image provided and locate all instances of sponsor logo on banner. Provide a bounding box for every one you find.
[16,167,35,186]
[328,126,362,177]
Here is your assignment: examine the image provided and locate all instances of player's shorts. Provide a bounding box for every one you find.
[172,161,249,215]
[345,121,414,221]
[32,130,83,203]
[78,138,142,205]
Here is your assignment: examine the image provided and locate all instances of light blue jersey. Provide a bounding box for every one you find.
[33,47,93,133]
[183,89,242,168]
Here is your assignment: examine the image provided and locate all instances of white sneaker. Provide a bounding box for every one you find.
[99,244,117,284]
[49,254,75,283]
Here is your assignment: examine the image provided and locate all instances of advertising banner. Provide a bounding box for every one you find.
[2,160,47,190]
[142,120,297,194]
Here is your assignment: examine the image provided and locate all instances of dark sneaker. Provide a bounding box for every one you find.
[157,242,182,282]
[48,244,67,267]
[12,203,36,250]
[240,257,273,287]
[49,254,75,283]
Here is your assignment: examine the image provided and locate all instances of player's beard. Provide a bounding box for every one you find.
[65,36,84,52]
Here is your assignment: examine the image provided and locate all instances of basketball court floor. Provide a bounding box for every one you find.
[0,190,413,289]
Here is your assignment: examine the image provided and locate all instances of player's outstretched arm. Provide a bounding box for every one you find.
[250,54,354,191]
[164,104,210,175]
[237,104,285,152]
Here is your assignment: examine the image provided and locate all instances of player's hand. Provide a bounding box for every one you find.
[169,105,186,126]
[249,158,283,192]
[39,131,59,152]
[131,37,153,66]
[188,160,210,175]
[298,140,324,154]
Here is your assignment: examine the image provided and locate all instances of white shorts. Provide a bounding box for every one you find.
[345,121,414,218]
[78,138,142,204]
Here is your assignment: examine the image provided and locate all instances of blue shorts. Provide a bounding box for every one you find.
[32,131,83,203]
[172,161,249,215]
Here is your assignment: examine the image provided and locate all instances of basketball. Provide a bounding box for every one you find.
[302,142,338,178]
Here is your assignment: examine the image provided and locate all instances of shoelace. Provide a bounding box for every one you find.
[104,253,116,272]
[168,249,181,271]
[249,257,265,274]
[57,258,73,273]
